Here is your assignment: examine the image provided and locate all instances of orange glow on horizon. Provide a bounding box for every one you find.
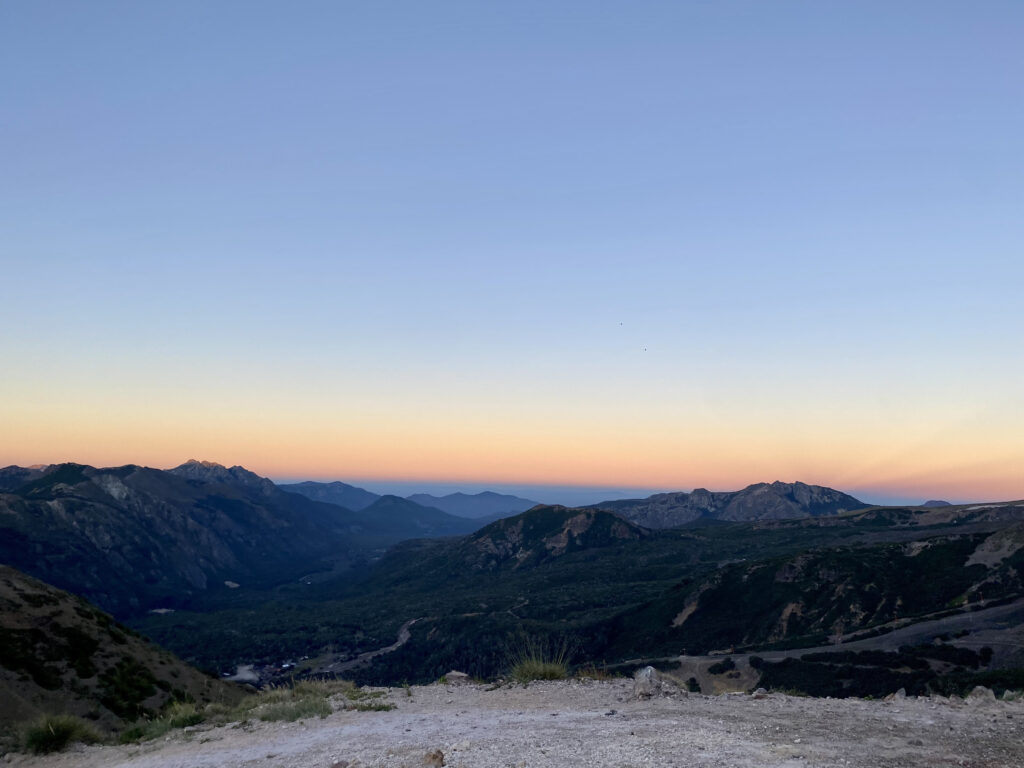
[3,380,1022,504]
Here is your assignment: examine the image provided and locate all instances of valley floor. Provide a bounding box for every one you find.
[9,679,1023,768]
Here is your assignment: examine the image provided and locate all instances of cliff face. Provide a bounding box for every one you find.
[597,481,868,528]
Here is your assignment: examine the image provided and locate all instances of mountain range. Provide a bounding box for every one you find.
[594,481,868,527]
[5,459,1024,707]
[0,461,485,618]
[280,481,538,521]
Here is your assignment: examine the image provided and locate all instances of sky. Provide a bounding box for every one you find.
[2,2,1022,506]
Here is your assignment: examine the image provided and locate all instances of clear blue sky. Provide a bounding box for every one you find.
[2,2,1022,504]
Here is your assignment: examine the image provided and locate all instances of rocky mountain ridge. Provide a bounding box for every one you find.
[596,480,868,528]
[0,461,486,618]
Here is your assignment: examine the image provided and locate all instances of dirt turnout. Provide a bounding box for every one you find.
[9,678,1023,768]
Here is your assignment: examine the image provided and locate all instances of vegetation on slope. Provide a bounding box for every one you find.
[0,565,244,749]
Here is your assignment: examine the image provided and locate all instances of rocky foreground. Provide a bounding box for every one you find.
[8,677,1024,768]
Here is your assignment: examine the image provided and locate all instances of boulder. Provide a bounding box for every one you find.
[443,671,472,685]
[632,666,662,699]
[967,686,997,705]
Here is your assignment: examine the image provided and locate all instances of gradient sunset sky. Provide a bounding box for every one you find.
[2,2,1022,505]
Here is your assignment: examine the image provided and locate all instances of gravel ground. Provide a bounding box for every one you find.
[7,679,1023,768]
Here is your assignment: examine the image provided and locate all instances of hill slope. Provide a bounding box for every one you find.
[0,565,242,738]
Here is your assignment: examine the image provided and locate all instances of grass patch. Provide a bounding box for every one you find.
[23,715,101,754]
[224,678,384,724]
[120,701,206,743]
[507,635,571,683]
[255,697,331,722]
[576,665,621,681]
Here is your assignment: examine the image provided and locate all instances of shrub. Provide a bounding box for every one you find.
[23,715,100,754]
[166,701,203,729]
[708,657,736,675]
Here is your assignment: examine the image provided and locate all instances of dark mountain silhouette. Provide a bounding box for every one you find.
[279,480,380,511]
[406,491,537,519]
[355,495,486,537]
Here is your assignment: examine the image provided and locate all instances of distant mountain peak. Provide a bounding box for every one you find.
[178,459,226,470]
[922,499,952,507]
[169,459,275,494]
